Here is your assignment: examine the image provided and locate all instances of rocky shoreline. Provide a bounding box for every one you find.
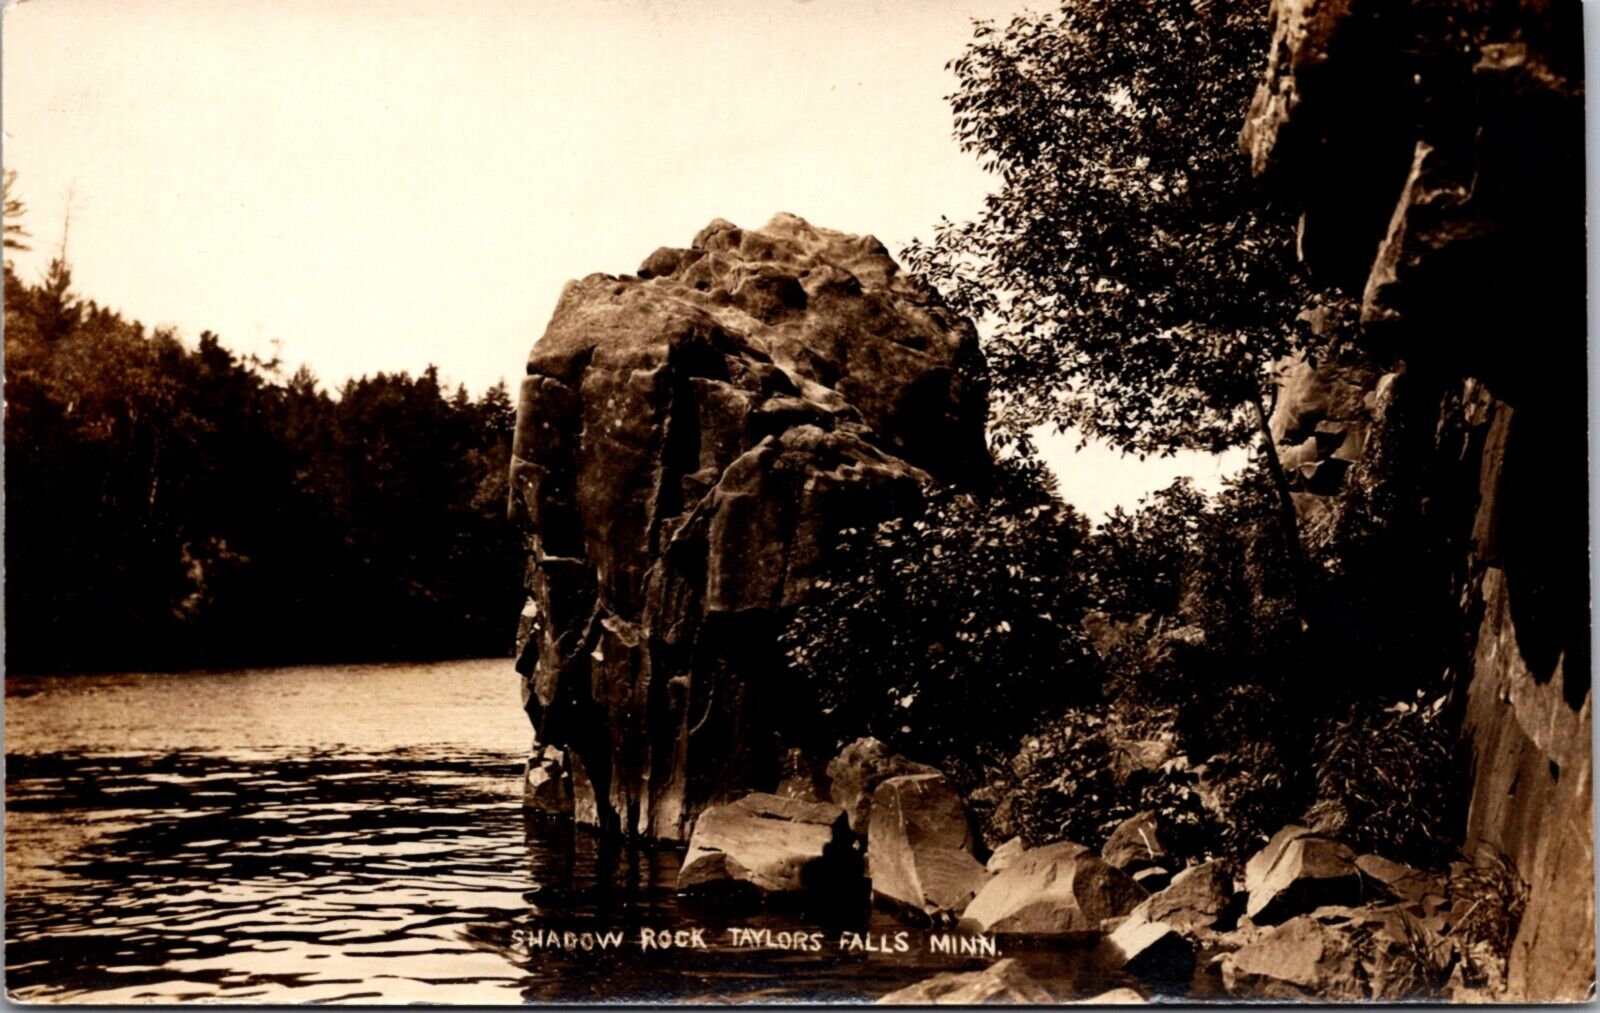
[525,735,1510,1003]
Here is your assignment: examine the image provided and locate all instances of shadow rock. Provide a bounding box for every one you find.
[510,215,986,841]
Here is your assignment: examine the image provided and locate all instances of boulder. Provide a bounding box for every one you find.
[827,737,940,834]
[1101,811,1171,873]
[867,773,987,921]
[511,215,986,841]
[522,743,572,814]
[1243,825,1314,884]
[1221,911,1365,1001]
[1136,860,1234,935]
[986,836,1026,875]
[1356,853,1441,908]
[961,841,1147,936]
[677,792,859,896]
[876,958,1054,1005]
[1103,916,1195,991]
[1221,904,1452,1002]
[1243,825,1363,924]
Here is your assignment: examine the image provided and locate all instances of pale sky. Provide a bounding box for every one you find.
[2,0,1246,519]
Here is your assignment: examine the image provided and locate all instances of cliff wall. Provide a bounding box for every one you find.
[1245,0,1592,998]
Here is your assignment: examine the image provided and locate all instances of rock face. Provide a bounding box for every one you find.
[960,842,1147,936]
[510,216,986,841]
[1242,0,1590,999]
[677,792,859,897]
[866,773,988,921]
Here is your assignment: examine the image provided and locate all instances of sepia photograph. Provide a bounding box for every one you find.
[2,0,1592,1003]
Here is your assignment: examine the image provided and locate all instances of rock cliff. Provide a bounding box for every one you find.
[509,214,986,841]
[1244,0,1591,999]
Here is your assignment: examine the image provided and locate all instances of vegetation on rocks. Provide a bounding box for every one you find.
[1309,699,1469,865]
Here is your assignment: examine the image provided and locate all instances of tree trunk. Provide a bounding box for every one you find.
[1252,393,1310,630]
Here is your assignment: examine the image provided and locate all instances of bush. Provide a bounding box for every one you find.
[1200,735,1309,860]
[1450,849,1528,988]
[981,707,1125,847]
[1083,480,1209,617]
[979,705,1223,856]
[780,458,1096,777]
[1310,696,1469,866]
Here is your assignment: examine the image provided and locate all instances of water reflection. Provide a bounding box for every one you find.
[7,747,1131,1003]
[6,659,1136,1003]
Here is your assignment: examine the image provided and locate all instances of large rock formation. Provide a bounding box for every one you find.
[1243,0,1591,999]
[509,214,986,841]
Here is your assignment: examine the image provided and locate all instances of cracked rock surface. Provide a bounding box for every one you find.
[509,213,986,841]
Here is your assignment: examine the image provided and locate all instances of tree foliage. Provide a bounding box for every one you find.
[904,0,1317,456]
[3,170,30,254]
[1083,478,1208,615]
[4,263,522,673]
[780,458,1097,777]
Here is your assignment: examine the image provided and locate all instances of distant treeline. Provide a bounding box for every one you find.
[3,263,523,673]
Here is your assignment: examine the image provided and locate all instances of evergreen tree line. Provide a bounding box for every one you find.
[3,256,523,673]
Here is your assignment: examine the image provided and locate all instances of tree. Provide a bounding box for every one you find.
[4,261,524,672]
[904,0,1333,613]
[3,169,30,254]
[32,199,83,343]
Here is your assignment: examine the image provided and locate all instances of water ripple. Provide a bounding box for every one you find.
[6,662,1126,1003]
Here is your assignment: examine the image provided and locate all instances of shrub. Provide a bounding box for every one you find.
[1310,696,1469,866]
[982,707,1125,847]
[1449,849,1528,991]
[780,457,1096,777]
[979,705,1223,856]
[1201,735,1310,860]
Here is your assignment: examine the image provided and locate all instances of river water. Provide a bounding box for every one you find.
[5,659,1133,1003]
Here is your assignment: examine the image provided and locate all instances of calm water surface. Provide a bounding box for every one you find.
[5,659,1125,1003]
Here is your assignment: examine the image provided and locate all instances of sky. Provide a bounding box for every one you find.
[2,0,1246,520]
